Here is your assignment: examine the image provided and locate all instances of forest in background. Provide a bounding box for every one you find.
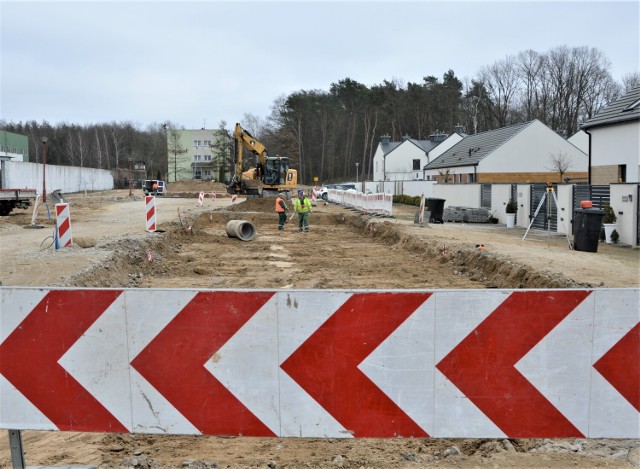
[2,45,639,185]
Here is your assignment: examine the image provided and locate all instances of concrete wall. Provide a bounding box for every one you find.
[609,183,639,245]
[1,161,113,193]
[433,184,480,208]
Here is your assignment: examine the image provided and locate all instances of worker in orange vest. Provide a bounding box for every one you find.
[275,192,288,231]
[152,182,159,195]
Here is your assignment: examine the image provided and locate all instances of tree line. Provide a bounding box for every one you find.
[2,45,638,186]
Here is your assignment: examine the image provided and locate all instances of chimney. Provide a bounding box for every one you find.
[454,124,465,134]
[380,134,391,144]
[402,134,411,141]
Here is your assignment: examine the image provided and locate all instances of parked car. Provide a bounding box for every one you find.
[317,183,356,200]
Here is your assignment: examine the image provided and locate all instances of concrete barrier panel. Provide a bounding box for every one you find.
[1,288,638,438]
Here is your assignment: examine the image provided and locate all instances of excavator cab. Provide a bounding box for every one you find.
[263,157,289,186]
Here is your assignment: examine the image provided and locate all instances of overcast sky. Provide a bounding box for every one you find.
[1,0,638,130]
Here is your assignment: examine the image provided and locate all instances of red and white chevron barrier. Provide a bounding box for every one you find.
[55,203,73,248]
[197,192,205,207]
[1,288,637,438]
[145,196,156,232]
[311,187,318,206]
[231,194,238,204]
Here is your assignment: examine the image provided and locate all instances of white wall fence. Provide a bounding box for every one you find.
[1,160,114,194]
[363,180,638,245]
[328,189,393,216]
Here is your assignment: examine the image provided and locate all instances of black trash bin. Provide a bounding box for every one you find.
[426,198,446,224]
[573,208,604,252]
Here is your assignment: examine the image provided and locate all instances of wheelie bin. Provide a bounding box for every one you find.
[426,198,446,223]
[573,208,604,252]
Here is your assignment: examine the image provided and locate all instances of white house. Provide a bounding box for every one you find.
[567,130,589,155]
[372,132,463,182]
[423,119,588,183]
[580,86,640,184]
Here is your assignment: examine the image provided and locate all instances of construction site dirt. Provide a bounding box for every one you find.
[0,184,638,468]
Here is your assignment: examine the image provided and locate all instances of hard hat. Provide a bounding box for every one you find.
[298,190,304,196]
[278,192,285,197]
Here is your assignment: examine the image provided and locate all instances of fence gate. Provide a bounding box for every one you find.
[571,185,611,234]
[480,184,492,209]
[529,183,557,232]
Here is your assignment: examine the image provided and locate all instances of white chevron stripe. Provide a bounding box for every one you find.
[0,374,55,430]
[432,290,508,437]
[360,294,435,435]
[0,288,48,343]
[205,294,280,435]
[515,291,594,435]
[59,292,133,430]
[125,289,200,434]
[277,290,352,437]
[1,289,53,429]
[588,289,640,438]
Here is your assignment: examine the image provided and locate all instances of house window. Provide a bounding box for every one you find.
[468,173,474,183]
[412,159,420,170]
[194,155,201,161]
[204,155,211,161]
[194,140,201,147]
[195,170,202,179]
[204,140,211,146]
[204,170,211,177]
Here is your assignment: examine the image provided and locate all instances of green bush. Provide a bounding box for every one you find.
[610,229,620,244]
[393,195,422,206]
[602,204,617,224]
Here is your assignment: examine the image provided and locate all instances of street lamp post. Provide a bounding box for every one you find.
[355,162,360,184]
[41,137,48,203]
[128,159,133,196]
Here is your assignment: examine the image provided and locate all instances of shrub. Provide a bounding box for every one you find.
[393,195,422,206]
[610,229,620,244]
[506,198,518,214]
[602,204,617,224]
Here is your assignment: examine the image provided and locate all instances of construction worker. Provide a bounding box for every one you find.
[275,192,288,231]
[152,181,158,195]
[294,189,312,232]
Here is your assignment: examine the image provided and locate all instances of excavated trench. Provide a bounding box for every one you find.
[64,198,583,290]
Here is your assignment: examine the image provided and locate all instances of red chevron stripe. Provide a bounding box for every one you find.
[437,290,591,438]
[281,292,431,437]
[131,291,276,435]
[594,322,640,412]
[0,290,126,432]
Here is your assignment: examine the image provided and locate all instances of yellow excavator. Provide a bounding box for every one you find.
[227,123,297,197]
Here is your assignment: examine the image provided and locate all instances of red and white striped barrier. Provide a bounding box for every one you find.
[1,288,637,438]
[145,196,156,232]
[311,187,318,206]
[328,190,393,216]
[54,203,73,248]
[197,192,205,207]
[231,194,238,204]
[210,192,217,201]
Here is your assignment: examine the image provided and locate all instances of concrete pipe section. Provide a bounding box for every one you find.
[225,220,256,241]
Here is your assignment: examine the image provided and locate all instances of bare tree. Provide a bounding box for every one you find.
[547,151,573,182]
[621,72,640,92]
[479,55,520,127]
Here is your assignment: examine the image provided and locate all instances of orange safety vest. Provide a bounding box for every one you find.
[275,196,286,212]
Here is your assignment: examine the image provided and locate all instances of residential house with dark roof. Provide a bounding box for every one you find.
[372,131,463,182]
[581,86,640,184]
[423,120,588,183]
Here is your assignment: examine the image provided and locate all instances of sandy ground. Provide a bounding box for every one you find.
[0,185,638,468]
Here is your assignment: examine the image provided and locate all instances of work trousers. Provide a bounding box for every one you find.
[278,212,286,230]
[297,212,309,231]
